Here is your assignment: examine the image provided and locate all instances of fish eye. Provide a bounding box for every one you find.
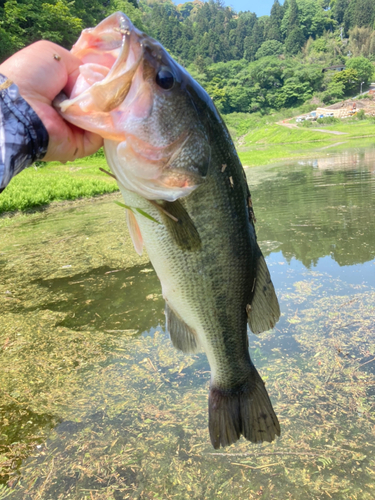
[156,68,175,90]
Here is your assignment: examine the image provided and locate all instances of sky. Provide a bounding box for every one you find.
[225,0,284,16]
[175,0,285,17]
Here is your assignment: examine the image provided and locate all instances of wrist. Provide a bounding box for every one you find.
[0,74,49,190]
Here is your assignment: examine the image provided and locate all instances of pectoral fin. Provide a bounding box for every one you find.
[158,200,201,252]
[126,209,143,255]
[247,254,280,335]
[165,302,200,354]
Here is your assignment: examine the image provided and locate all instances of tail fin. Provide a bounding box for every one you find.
[209,366,280,449]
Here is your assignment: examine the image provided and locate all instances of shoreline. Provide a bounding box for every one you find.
[1,144,373,225]
[1,122,375,219]
[237,132,375,167]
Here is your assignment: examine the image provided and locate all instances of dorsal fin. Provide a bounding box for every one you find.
[247,254,280,335]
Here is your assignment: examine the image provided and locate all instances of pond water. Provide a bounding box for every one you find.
[0,147,375,499]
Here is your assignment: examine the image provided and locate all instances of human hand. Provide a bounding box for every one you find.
[0,41,103,163]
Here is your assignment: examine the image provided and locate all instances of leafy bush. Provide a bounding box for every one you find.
[357,109,366,120]
[316,116,340,125]
[333,68,359,95]
[90,148,106,158]
[346,56,374,85]
[322,81,345,104]
[255,40,284,59]
[311,38,327,53]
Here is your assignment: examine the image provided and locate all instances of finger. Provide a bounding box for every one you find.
[28,41,83,100]
[42,116,103,163]
[0,41,82,102]
[65,67,81,96]
[81,131,104,158]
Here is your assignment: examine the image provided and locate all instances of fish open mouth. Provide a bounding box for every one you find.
[57,12,155,137]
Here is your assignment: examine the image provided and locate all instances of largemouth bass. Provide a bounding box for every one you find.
[57,12,281,448]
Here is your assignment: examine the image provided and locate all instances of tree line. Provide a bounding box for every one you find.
[1,0,374,113]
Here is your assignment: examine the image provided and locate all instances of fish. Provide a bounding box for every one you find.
[57,12,281,449]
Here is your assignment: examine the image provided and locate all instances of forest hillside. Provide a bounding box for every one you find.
[1,0,375,114]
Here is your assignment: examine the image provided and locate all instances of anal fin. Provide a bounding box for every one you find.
[165,302,200,354]
[247,254,280,335]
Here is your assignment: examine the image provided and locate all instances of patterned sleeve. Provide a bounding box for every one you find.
[0,74,49,193]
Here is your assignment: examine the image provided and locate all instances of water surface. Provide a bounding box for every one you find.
[1,148,375,499]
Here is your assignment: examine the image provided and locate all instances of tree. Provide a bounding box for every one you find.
[285,26,305,55]
[38,1,83,46]
[69,0,108,28]
[289,0,299,30]
[275,77,313,107]
[331,0,349,25]
[1,0,82,52]
[244,19,264,61]
[297,0,332,39]
[346,56,374,84]
[348,26,375,58]
[333,68,359,94]
[194,55,207,74]
[322,80,345,103]
[0,27,18,61]
[354,0,375,28]
[234,12,257,58]
[268,0,283,41]
[311,37,327,53]
[255,40,284,59]
[270,0,284,27]
[343,0,356,34]
[179,2,194,19]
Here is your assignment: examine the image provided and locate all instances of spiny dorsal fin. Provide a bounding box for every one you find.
[165,302,200,354]
[158,200,201,252]
[247,254,280,335]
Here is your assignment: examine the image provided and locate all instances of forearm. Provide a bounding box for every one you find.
[0,75,48,192]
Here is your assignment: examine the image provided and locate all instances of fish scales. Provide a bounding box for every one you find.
[57,12,281,448]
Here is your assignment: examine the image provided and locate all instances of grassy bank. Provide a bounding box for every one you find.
[235,116,375,167]
[0,156,117,215]
[1,114,375,215]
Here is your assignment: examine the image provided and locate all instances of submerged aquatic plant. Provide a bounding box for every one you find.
[1,155,375,499]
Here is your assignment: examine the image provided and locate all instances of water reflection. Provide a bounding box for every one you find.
[248,148,375,268]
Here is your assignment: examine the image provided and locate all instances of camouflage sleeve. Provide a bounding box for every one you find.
[0,74,49,193]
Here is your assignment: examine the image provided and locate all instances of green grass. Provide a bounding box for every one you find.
[236,117,375,167]
[237,123,333,166]
[223,103,319,139]
[238,142,327,166]
[238,138,375,167]
[241,124,331,145]
[0,156,118,215]
[322,119,375,137]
